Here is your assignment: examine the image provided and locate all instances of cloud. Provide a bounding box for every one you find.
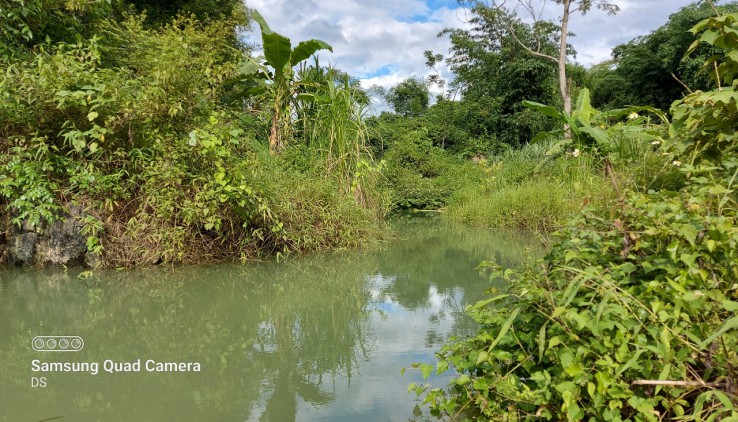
[245,0,469,95]
[244,0,700,102]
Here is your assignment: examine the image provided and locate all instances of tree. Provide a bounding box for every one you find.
[385,78,430,117]
[464,0,619,116]
[433,4,558,147]
[120,0,245,26]
[609,1,738,110]
[249,10,332,152]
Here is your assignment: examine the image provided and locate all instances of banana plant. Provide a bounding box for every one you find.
[523,88,668,170]
[248,10,332,153]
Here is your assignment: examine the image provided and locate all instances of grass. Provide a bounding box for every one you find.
[444,141,618,232]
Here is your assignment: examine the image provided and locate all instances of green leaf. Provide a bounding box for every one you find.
[487,307,521,351]
[291,39,332,65]
[700,316,738,348]
[471,294,510,310]
[655,363,672,394]
[419,363,434,380]
[252,10,292,77]
[523,100,565,121]
[575,88,593,125]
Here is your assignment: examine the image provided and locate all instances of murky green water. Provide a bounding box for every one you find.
[0,218,541,422]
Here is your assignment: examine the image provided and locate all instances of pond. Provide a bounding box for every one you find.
[0,217,542,421]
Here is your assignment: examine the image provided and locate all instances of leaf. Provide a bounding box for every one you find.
[487,307,520,351]
[580,126,610,147]
[523,100,565,121]
[87,111,99,121]
[188,130,197,146]
[471,294,510,310]
[545,139,573,156]
[252,10,292,76]
[700,316,738,349]
[723,300,738,312]
[296,93,316,102]
[617,349,645,375]
[262,32,292,76]
[420,363,434,380]
[655,363,672,394]
[575,88,593,126]
[291,39,333,65]
[237,59,261,77]
[660,327,671,356]
[251,9,274,35]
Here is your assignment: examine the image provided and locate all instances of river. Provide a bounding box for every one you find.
[0,217,541,421]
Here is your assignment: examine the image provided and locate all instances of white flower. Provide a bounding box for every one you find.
[628,112,639,120]
[673,160,682,167]
[651,140,661,146]
[572,148,580,158]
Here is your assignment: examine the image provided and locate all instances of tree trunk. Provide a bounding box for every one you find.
[559,0,572,117]
[269,108,280,154]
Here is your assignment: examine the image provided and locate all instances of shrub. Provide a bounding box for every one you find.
[381,130,485,210]
[412,13,738,421]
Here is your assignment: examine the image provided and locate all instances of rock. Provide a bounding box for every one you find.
[37,204,87,266]
[5,203,91,267]
[9,232,39,265]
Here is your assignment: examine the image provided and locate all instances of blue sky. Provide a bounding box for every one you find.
[245,0,701,99]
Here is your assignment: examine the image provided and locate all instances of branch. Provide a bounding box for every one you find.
[631,380,717,388]
[507,27,558,63]
[671,72,694,94]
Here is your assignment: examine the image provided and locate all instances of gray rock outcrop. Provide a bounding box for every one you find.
[6,203,93,267]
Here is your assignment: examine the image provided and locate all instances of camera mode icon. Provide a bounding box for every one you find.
[32,336,84,352]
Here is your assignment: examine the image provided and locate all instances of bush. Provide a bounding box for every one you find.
[445,141,615,232]
[413,13,738,420]
[416,186,738,420]
[381,130,485,210]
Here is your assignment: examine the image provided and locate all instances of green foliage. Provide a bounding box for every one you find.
[413,12,738,421]
[249,9,332,152]
[121,0,247,27]
[524,88,671,172]
[0,137,61,228]
[419,188,738,420]
[296,63,370,180]
[0,8,385,267]
[384,77,429,118]
[598,1,738,110]
[445,141,614,231]
[380,131,485,210]
[446,180,582,231]
[436,3,558,147]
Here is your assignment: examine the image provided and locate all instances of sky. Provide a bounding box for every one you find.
[244,0,699,103]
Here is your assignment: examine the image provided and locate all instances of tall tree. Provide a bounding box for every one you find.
[434,4,558,147]
[463,0,619,116]
[609,1,738,110]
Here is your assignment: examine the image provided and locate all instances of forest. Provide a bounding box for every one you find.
[1,0,737,420]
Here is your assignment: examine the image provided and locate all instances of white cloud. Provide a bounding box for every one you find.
[244,0,702,99]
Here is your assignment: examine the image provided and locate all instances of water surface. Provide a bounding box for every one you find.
[0,217,541,421]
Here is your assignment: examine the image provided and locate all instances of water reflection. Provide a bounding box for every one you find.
[0,217,541,421]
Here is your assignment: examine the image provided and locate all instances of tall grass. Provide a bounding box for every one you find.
[297,65,368,182]
[445,141,615,232]
[444,133,685,232]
